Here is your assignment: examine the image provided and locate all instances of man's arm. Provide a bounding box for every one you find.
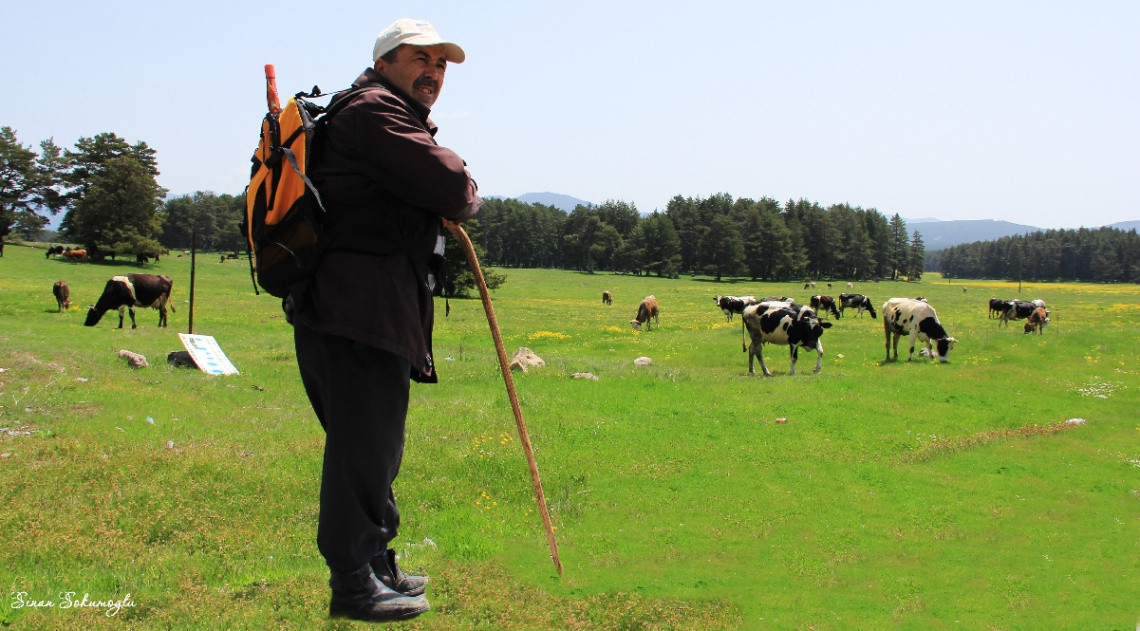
[349,91,480,222]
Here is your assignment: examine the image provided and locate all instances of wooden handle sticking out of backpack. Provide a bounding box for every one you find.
[265,64,281,115]
[443,219,564,577]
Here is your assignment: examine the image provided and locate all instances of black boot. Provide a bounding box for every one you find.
[328,563,429,622]
[371,548,429,597]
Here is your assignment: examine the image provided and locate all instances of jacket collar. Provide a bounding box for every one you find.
[353,67,435,128]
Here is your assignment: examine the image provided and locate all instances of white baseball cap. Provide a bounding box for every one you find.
[373,18,466,64]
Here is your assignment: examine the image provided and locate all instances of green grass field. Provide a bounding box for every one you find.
[1,241,1138,630]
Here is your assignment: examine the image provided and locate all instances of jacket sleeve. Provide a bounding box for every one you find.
[346,91,480,222]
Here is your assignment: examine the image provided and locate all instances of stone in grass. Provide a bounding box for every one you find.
[572,372,599,381]
[118,350,148,368]
[633,357,652,366]
[167,350,198,369]
[509,347,545,373]
[1065,418,1087,425]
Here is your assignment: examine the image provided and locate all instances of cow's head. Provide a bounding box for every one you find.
[933,337,957,362]
[84,306,103,327]
[630,319,642,331]
[789,309,832,347]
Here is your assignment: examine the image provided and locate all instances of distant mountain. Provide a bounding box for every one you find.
[902,217,942,224]
[1109,220,1140,231]
[491,192,593,212]
[912,220,1042,249]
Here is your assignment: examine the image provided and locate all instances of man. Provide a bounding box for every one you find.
[290,18,481,622]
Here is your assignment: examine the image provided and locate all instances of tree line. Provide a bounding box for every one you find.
[2,127,246,256]
[926,227,1140,283]
[6,126,931,285]
[477,194,926,281]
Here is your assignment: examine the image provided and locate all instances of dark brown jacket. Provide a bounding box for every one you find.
[297,67,481,382]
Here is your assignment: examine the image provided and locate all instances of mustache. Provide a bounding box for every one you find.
[413,77,439,92]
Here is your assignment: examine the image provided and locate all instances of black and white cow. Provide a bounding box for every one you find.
[45,245,66,259]
[999,300,1036,327]
[85,274,174,328]
[810,295,840,319]
[714,295,758,321]
[838,293,877,318]
[742,302,832,376]
[883,297,957,363]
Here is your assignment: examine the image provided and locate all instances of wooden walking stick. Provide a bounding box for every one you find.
[443,220,564,577]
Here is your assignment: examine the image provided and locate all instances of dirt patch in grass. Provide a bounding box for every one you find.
[895,420,1083,465]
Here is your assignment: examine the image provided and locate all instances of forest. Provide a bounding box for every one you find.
[5,126,1137,284]
[926,228,1140,283]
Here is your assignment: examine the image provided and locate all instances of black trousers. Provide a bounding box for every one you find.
[294,320,410,574]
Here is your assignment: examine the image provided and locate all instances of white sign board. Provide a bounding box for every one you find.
[179,334,239,375]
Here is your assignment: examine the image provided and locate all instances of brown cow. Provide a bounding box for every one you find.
[1023,307,1049,334]
[630,295,659,331]
[53,281,71,312]
[63,248,88,262]
[602,290,613,305]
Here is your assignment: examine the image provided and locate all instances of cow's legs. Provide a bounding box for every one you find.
[813,341,824,373]
[788,346,798,375]
[907,330,919,361]
[749,341,772,377]
[117,306,126,329]
[128,307,137,329]
[158,306,167,327]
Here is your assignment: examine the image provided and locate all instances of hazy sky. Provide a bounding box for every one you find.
[5,1,1137,229]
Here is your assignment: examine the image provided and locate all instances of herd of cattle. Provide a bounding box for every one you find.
[607,289,1051,376]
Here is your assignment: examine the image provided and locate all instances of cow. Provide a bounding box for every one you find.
[85,274,175,328]
[63,248,88,263]
[742,302,832,376]
[809,295,840,320]
[847,282,853,289]
[52,281,71,312]
[602,290,613,305]
[1030,299,1046,310]
[802,281,817,290]
[630,295,659,331]
[1023,307,1049,334]
[883,297,957,363]
[714,295,758,321]
[988,297,1005,319]
[136,253,150,266]
[999,300,1036,327]
[45,245,66,259]
[838,293,877,318]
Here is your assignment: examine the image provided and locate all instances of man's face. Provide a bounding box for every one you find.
[375,44,448,108]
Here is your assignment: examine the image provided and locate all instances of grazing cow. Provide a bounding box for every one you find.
[52,281,71,312]
[742,303,832,376]
[1030,299,1046,310]
[962,286,968,293]
[1023,307,1049,334]
[883,297,958,363]
[838,293,877,318]
[602,290,613,305]
[827,283,833,289]
[630,295,659,331]
[46,245,66,259]
[714,295,758,321]
[84,274,174,328]
[63,248,88,263]
[847,282,853,289]
[999,300,1036,327]
[136,253,150,266]
[988,297,1006,319]
[810,295,840,319]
